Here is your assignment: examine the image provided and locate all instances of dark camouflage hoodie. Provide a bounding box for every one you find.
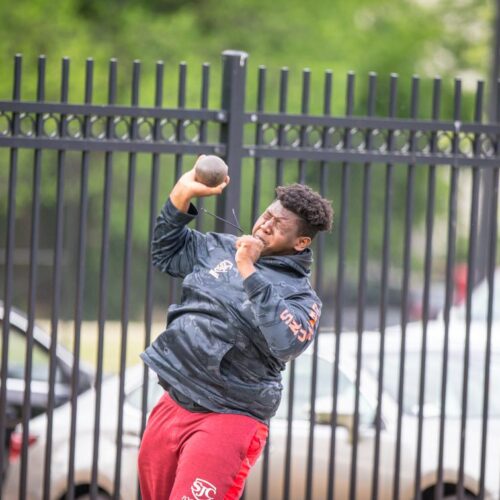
[140,198,322,422]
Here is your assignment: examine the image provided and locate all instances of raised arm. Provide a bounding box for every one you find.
[152,157,229,277]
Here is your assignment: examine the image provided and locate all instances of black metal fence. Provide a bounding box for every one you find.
[1,50,499,500]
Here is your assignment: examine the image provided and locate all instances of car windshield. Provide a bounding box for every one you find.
[364,352,500,418]
[0,322,61,383]
[276,354,375,425]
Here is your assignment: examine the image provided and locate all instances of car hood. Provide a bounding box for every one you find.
[25,365,147,440]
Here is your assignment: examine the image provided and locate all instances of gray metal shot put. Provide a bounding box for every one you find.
[194,155,229,187]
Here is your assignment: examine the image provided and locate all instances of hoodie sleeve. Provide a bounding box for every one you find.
[243,271,322,363]
[151,198,206,278]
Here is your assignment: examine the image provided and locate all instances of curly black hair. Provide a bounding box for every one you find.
[276,183,334,239]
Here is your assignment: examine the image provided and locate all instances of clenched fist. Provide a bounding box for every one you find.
[235,235,265,278]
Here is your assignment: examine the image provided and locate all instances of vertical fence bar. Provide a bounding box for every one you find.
[282,367,296,498]
[304,245,322,500]
[90,57,116,500]
[478,81,500,500]
[19,54,45,500]
[414,76,440,500]
[319,70,333,188]
[113,60,140,500]
[280,54,299,489]
[298,69,310,184]
[414,75,440,500]
[457,80,483,500]
[303,68,332,500]
[43,56,69,500]
[371,72,398,500]
[67,55,92,500]
[477,5,500,285]
[196,63,210,231]
[300,78,314,500]
[327,70,355,500]
[199,62,210,142]
[170,61,185,314]
[174,62,187,180]
[216,50,247,232]
[253,65,271,500]
[168,63,187,311]
[282,368,296,499]
[320,70,333,157]
[349,71,376,500]
[275,68,288,188]
[0,53,22,486]
[436,78,462,500]
[139,59,163,431]
[393,75,419,500]
[252,67,266,230]
[137,60,164,500]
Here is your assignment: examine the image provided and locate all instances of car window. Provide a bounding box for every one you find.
[0,322,61,383]
[126,375,163,413]
[363,352,500,418]
[276,353,375,425]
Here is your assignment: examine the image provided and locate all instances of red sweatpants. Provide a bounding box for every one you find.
[138,392,268,500]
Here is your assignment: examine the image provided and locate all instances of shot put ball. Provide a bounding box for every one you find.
[194,155,229,187]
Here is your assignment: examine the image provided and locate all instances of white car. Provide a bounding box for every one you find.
[0,303,94,482]
[245,320,500,500]
[3,310,499,499]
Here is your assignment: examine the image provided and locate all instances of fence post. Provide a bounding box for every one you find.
[217,49,248,233]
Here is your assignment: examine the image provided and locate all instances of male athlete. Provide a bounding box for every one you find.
[138,156,333,499]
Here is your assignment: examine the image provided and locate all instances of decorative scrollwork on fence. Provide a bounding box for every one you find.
[249,118,500,162]
[2,104,500,164]
[0,110,210,145]
[0,112,10,136]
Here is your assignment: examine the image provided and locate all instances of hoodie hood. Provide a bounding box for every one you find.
[260,248,313,277]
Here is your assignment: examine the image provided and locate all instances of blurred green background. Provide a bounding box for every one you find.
[0,0,497,326]
[0,0,492,106]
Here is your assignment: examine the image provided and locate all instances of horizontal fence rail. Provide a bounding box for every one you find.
[1,50,499,500]
[243,114,500,167]
[2,103,500,166]
[0,102,228,155]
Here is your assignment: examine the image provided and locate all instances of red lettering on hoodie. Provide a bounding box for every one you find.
[279,304,319,343]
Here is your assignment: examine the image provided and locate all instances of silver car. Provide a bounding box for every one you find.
[0,303,94,482]
[3,308,500,499]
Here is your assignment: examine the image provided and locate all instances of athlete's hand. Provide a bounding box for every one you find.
[235,235,264,279]
[170,157,230,213]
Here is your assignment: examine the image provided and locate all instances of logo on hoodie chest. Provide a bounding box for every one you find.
[208,259,234,279]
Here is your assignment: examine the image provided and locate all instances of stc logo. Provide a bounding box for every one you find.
[181,478,216,500]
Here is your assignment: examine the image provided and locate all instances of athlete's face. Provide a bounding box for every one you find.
[252,201,311,256]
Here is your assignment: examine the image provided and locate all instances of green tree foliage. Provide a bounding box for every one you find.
[0,0,495,318]
[0,0,493,102]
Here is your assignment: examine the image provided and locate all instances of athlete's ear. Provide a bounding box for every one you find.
[293,236,311,252]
